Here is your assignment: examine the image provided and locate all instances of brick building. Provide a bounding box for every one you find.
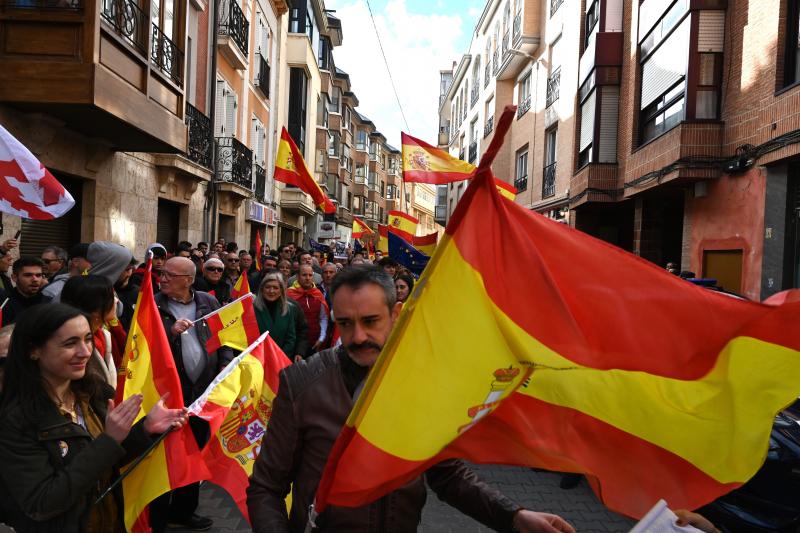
[439,0,800,300]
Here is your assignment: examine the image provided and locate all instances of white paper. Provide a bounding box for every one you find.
[629,499,703,533]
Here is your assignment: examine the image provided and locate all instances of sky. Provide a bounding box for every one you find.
[325,0,485,148]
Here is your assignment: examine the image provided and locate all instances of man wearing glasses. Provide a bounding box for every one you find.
[151,256,234,532]
[223,252,241,292]
[192,257,231,305]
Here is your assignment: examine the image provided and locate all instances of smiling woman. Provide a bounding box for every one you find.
[0,303,188,533]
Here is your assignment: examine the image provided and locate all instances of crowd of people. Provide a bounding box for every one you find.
[0,236,719,533]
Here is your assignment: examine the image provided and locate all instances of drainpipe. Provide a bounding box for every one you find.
[207,0,221,242]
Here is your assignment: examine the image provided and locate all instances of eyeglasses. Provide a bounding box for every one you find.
[41,258,63,264]
[161,270,192,280]
[205,267,224,273]
[226,258,239,263]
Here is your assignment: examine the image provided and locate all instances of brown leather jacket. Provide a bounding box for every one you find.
[246,347,521,532]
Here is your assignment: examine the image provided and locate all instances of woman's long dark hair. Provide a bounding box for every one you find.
[0,303,105,421]
[395,273,415,302]
[61,274,115,320]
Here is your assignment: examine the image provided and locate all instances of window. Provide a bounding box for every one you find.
[696,52,722,119]
[639,11,689,144]
[289,3,305,33]
[543,128,557,198]
[151,0,176,40]
[517,74,531,117]
[328,131,340,158]
[344,107,351,130]
[578,84,596,168]
[288,68,308,155]
[214,78,237,137]
[318,37,330,69]
[783,1,800,87]
[356,129,367,150]
[251,116,266,164]
[329,87,341,113]
[317,94,329,127]
[584,0,599,50]
[515,147,528,191]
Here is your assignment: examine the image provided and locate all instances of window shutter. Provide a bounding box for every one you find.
[259,126,266,163]
[579,90,596,150]
[598,86,619,162]
[250,117,258,160]
[226,90,237,137]
[214,80,225,136]
[698,11,725,52]
[641,19,689,109]
[262,21,270,56]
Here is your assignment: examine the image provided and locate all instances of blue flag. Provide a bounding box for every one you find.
[388,232,430,276]
[309,238,328,253]
[353,239,363,254]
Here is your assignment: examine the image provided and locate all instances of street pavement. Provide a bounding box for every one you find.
[172,465,635,532]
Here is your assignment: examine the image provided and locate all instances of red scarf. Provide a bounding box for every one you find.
[287,283,329,314]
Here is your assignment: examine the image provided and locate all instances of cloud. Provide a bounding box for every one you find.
[324,0,467,147]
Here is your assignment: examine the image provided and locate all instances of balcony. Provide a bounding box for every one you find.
[369,151,378,162]
[496,2,543,81]
[546,68,561,108]
[493,50,499,75]
[513,12,521,43]
[470,87,479,108]
[186,103,213,169]
[517,96,531,118]
[550,0,563,16]
[484,63,491,88]
[0,0,188,152]
[438,126,450,147]
[542,162,556,198]
[502,31,509,57]
[468,142,477,164]
[253,163,267,204]
[151,24,183,85]
[215,136,253,194]
[218,0,249,70]
[514,176,528,192]
[280,187,316,216]
[256,53,270,97]
[484,116,494,138]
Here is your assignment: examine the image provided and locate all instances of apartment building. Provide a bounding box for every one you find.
[439,0,800,300]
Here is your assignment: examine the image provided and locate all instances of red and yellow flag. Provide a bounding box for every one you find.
[121,260,209,532]
[494,178,517,200]
[376,225,389,254]
[190,332,292,522]
[387,210,418,242]
[205,294,261,353]
[254,230,263,271]
[230,270,251,300]
[274,127,336,214]
[401,132,475,184]
[352,216,374,239]
[314,108,800,520]
[411,232,438,256]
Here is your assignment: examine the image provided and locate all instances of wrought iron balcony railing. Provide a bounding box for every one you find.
[542,162,556,198]
[101,0,147,54]
[514,176,528,192]
[483,116,494,138]
[468,142,477,164]
[513,12,521,42]
[215,136,253,190]
[550,0,563,16]
[546,67,561,108]
[219,0,248,57]
[502,31,509,56]
[185,103,212,169]
[254,163,267,203]
[151,24,183,85]
[484,63,491,88]
[517,95,531,118]
[493,50,499,75]
[470,87,479,108]
[459,150,465,161]
[256,53,269,97]
[5,0,82,8]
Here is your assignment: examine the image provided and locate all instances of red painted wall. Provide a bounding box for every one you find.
[686,167,766,300]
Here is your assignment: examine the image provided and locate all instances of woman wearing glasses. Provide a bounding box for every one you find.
[192,258,231,305]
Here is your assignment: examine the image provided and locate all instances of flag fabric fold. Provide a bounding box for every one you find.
[274,128,336,214]
[401,132,476,184]
[313,106,800,519]
[230,271,252,300]
[388,232,430,277]
[189,332,292,522]
[254,231,263,272]
[121,260,210,532]
[205,294,261,353]
[411,232,438,256]
[376,225,389,255]
[0,124,75,219]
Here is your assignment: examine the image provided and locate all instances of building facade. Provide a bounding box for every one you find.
[439,0,800,300]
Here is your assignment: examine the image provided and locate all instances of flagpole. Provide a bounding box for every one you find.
[190,293,254,325]
[0,298,8,311]
[94,426,175,504]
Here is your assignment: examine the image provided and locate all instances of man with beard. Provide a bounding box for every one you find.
[247,266,574,533]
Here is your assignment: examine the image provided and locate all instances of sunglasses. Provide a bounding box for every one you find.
[205,266,224,273]
[226,258,240,263]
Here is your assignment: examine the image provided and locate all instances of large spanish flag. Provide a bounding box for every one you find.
[314,107,800,519]
[401,132,475,184]
[205,294,261,353]
[376,225,389,254]
[352,216,374,239]
[190,332,292,522]
[387,210,418,242]
[230,270,251,299]
[254,230,263,272]
[274,128,336,214]
[121,260,209,532]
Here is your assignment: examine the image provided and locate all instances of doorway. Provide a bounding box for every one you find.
[20,173,83,257]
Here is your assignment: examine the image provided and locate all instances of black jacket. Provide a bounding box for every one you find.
[0,387,153,532]
[1,287,52,326]
[114,281,140,332]
[192,277,231,306]
[154,291,235,403]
